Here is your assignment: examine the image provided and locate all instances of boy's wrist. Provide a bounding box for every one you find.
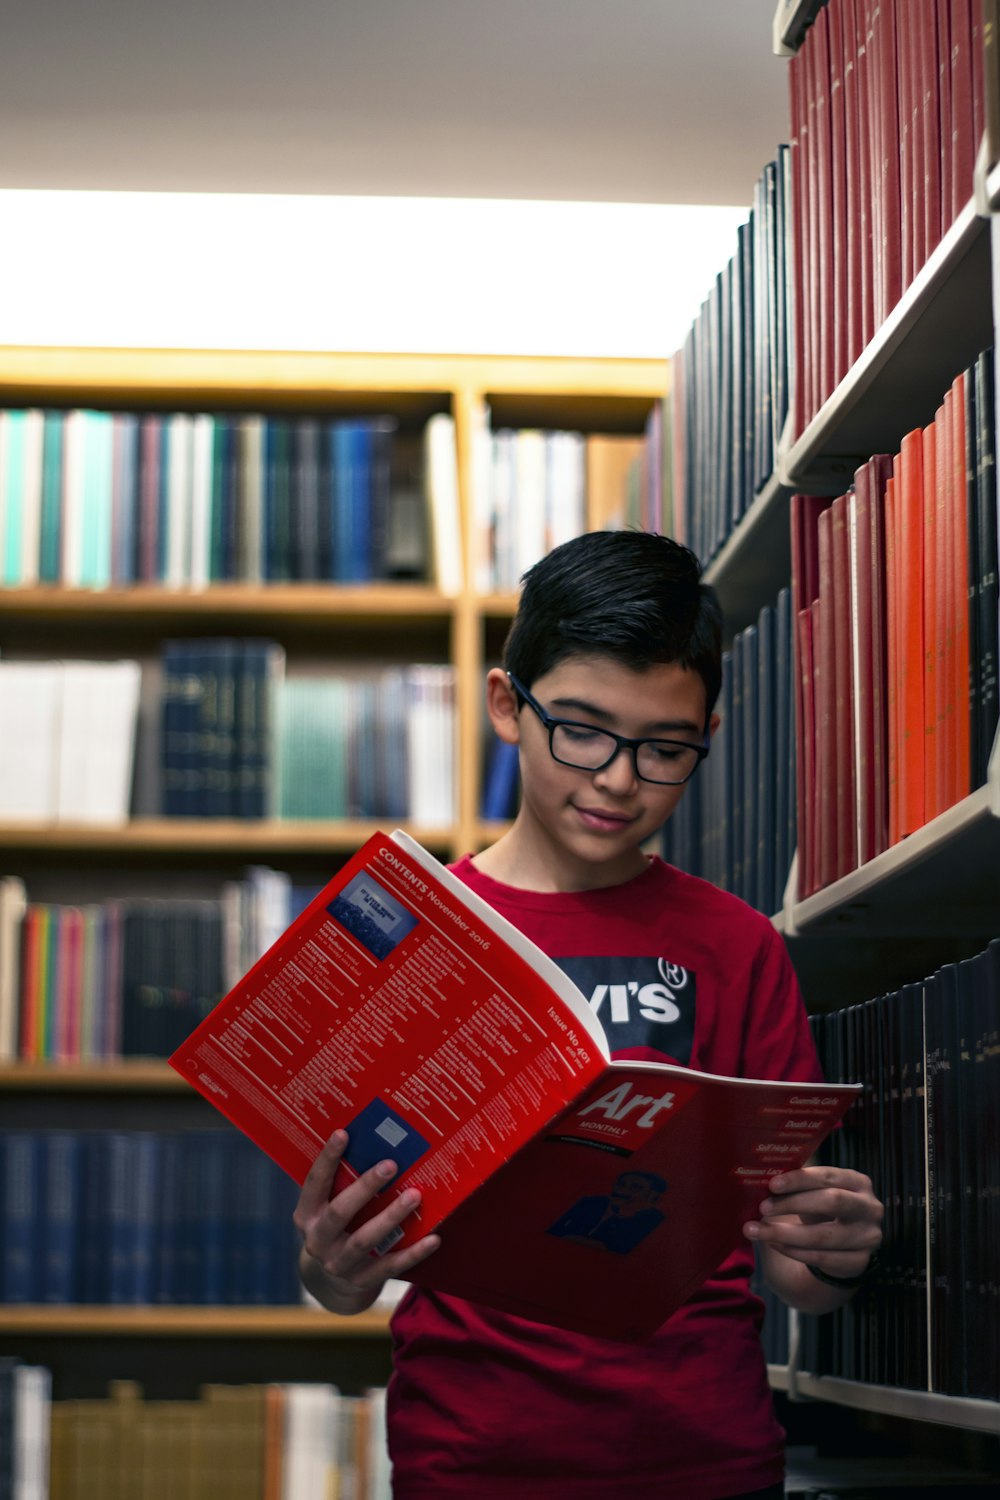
[299,1246,380,1316]
[806,1250,880,1290]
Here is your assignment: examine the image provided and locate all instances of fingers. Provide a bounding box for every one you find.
[742,1164,884,1268]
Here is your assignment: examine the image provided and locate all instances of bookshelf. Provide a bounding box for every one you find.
[669,0,1000,1480]
[0,344,668,1406]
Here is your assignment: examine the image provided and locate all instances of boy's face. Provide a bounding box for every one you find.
[486,653,718,891]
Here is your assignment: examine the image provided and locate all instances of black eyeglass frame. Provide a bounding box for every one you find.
[506,672,710,786]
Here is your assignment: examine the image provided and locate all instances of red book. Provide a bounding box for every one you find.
[790,494,835,896]
[830,493,858,876]
[58,907,84,1063]
[802,20,823,423]
[851,466,875,864]
[896,0,916,290]
[829,0,850,388]
[936,392,954,818]
[874,0,903,323]
[917,0,943,264]
[842,0,867,369]
[936,2,954,241]
[168,829,859,1340]
[796,606,819,897]
[854,0,876,351]
[139,415,161,583]
[897,429,926,836]
[816,507,837,889]
[950,0,976,221]
[884,473,900,845]
[812,5,837,409]
[951,370,972,806]
[972,0,986,165]
[922,421,940,820]
[789,51,810,442]
[862,0,883,330]
[17,907,42,1061]
[869,455,894,855]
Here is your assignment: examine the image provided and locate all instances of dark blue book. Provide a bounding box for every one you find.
[368,418,397,580]
[333,420,373,582]
[0,1134,42,1303]
[755,603,776,917]
[79,1132,108,1303]
[740,623,759,909]
[40,1131,81,1304]
[153,1132,182,1304]
[481,739,520,820]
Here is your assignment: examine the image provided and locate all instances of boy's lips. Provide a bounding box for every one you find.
[573,805,636,831]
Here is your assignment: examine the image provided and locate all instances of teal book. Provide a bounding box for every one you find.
[2,411,27,585]
[80,410,114,588]
[276,676,348,819]
[39,412,64,584]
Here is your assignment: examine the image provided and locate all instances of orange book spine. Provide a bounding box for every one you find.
[921,419,938,820]
[897,428,925,835]
[17,907,41,1060]
[952,368,972,806]
[935,396,952,819]
[884,473,899,846]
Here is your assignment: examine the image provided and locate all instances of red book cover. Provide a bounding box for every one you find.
[850,467,875,864]
[861,0,883,331]
[802,21,822,424]
[941,3,953,240]
[950,0,976,222]
[917,0,943,264]
[895,0,915,290]
[842,0,867,369]
[797,606,819,897]
[812,4,837,409]
[830,492,858,876]
[951,369,972,806]
[869,455,894,855]
[972,0,985,163]
[790,494,834,897]
[884,472,900,845]
[17,906,42,1061]
[58,907,84,1064]
[922,421,940,821]
[816,507,837,889]
[897,429,926,836]
[168,829,858,1341]
[874,0,903,323]
[829,0,850,388]
[789,50,810,443]
[935,395,953,820]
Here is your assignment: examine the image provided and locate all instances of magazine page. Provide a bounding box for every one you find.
[408,1061,860,1339]
[170,830,609,1245]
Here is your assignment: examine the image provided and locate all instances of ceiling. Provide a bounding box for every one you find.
[0,0,790,207]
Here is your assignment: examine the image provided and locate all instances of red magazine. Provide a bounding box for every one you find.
[170,829,859,1341]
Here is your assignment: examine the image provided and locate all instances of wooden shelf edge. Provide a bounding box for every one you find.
[0,582,455,621]
[0,1061,183,1090]
[0,817,457,854]
[794,1372,1000,1433]
[0,1305,392,1338]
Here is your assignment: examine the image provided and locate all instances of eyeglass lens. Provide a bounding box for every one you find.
[550,724,700,784]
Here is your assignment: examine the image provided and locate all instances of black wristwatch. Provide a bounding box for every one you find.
[806,1250,880,1289]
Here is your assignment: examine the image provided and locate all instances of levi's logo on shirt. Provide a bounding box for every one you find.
[553,955,696,1065]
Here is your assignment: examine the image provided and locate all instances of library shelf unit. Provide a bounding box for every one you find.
[0,343,667,1401]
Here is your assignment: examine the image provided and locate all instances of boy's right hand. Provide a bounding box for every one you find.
[293,1129,440,1316]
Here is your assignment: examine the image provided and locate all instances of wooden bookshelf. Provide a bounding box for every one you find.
[0,1306,392,1339]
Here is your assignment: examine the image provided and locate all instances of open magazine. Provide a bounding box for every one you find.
[170,829,860,1340]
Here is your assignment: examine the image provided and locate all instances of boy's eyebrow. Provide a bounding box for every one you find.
[546,695,703,737]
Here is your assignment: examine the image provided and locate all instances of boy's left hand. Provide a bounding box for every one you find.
[743,1165,883,1300]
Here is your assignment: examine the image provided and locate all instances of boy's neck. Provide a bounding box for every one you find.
[471,819,654,894]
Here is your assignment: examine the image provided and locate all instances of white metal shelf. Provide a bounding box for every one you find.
[777,201,994,493]
[703,471,791,635]
[772,0,818,56]
[792,1372,1000,1434]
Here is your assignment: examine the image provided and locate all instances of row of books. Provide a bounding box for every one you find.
[802,935,1000,1400]
[792,350,998,899]
[0,1129,302,1307]
[0,647,458,827]
[660,589,796,919]
[0,406,457,589]
[0,659,140,826]
[789,0,985,431]
[0,871,324,1064]
[671,146,792,567]
[0,1369,391,1500]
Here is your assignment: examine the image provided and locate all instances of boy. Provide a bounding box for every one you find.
[295,530,884,1500]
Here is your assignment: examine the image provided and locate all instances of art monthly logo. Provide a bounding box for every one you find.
[553,955,697,1064]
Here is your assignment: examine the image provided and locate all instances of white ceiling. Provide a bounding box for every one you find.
[0,0,789,207]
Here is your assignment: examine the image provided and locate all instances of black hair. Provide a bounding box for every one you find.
[501,530,723,719]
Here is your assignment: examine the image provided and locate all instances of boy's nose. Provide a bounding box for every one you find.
[592,745,639,792]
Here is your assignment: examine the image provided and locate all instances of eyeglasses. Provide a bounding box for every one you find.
[507,673,709,786]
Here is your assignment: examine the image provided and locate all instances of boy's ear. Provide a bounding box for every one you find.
[708,711,721,739]
[486,668,522,746]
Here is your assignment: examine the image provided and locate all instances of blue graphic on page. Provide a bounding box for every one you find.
[344,1099,432,1186]
[328,873,419,959]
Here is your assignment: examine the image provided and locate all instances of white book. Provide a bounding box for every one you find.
[55,660,142,824]
[513,428,547,583]
[470,400,494,594]
[189,413,215,589]
[18,410,44,587]
[0,413,8,587]
[546,430,585,552]
[280,1383,340,1500]
[490,430,516,591]
[364,1387,391,1500]
[13,1364,52,1500]
[0,874,27,1061]
[240,415,265,583]
[423,413,463,595]
[165,412,194,589]
[406,664,456,826]
[0,662,62,820]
